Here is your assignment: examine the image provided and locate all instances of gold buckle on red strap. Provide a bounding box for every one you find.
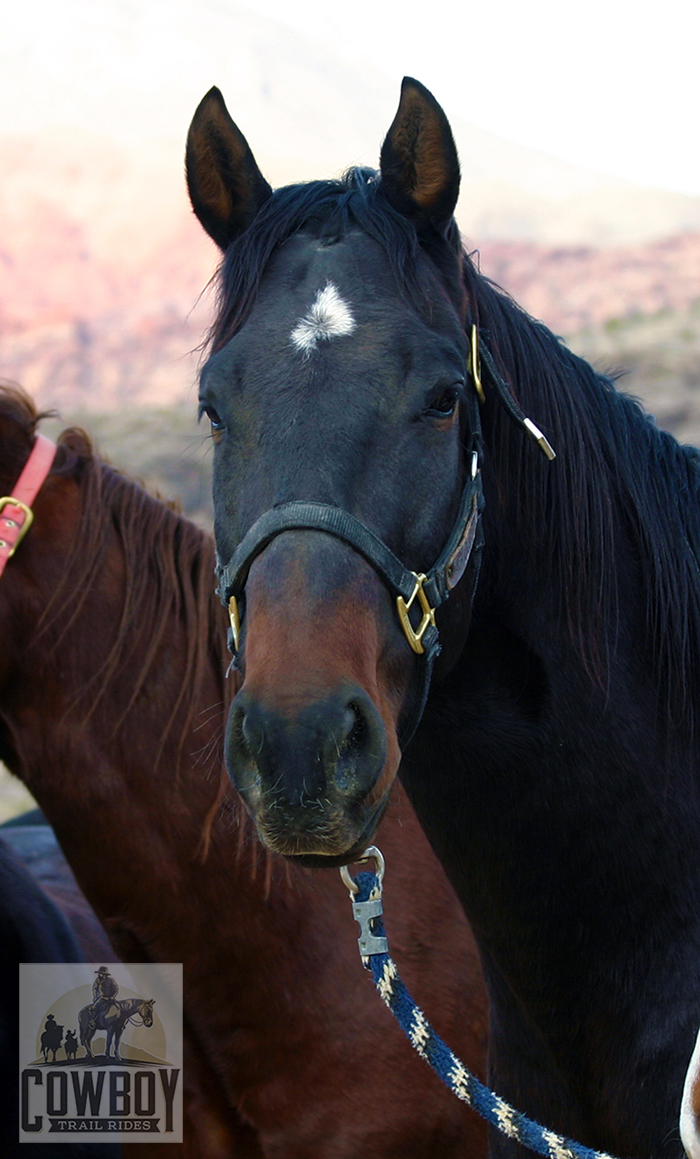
[0,497,33,558]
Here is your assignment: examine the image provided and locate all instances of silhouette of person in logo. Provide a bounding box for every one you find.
[64,1028,78,1060]
[41,1013,63,1063]
[87,966,119,1031]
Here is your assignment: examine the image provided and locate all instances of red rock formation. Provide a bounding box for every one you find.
[476,232,700,334]
[2,183,699,411]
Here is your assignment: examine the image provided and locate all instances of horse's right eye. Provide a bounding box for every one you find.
[200,404,225,433]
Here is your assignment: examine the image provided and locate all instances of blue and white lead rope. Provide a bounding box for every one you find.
[340,849,621,1159]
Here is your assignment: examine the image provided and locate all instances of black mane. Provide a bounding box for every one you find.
[463,254,700,733]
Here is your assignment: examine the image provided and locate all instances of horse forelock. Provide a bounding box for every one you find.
[461,250,700,736]
[208,167,447,355]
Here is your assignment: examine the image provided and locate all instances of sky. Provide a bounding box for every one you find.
[254,0,700,197]
[1,0,699,197]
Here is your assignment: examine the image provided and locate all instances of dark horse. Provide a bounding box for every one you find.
[186,77,700,1157]
[79,997,155,1061]
[0,383,488,1158]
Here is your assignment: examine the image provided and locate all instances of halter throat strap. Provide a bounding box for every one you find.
[0,433,57,578]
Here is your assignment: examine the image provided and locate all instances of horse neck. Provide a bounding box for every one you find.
[450,353,700,840]
[413,317,700,938]
[0,468,307,993]
[401,324,700,1141]
[473,308,700,689]
[1,465,240,874]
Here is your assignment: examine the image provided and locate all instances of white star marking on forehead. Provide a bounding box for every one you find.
[290,282,356,355]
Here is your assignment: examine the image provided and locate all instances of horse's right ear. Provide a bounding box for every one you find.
[186,87,272,250]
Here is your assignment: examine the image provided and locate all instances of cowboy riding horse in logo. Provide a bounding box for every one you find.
[78,967,155,1061]
[87,966,120,1030]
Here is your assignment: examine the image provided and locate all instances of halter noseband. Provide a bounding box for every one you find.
[0,433,56,578]
[216,327,554,746]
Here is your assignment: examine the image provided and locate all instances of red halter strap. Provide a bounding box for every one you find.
[0,433,57,577]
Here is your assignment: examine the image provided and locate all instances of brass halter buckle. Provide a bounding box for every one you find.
[228,595,241,651]
[468,324,485,404]
[396,573,436,655]
[0,497,33,558]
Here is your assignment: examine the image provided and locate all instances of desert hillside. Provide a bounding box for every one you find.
[2,169,700,414]
[32,286,700,543]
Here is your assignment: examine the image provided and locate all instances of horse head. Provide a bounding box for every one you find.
[188,79,478,864]
[141,999,155,1028]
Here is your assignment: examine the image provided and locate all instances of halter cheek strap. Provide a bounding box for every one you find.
[0,433,57,578]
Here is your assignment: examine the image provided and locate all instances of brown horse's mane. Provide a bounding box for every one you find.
[0,383,232,822]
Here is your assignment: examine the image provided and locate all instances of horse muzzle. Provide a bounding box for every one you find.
[225,683,391,858]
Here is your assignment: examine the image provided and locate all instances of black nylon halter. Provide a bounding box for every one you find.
[216,372,485,747]
[215,327,553,747]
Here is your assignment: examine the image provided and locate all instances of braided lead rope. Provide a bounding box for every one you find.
[341,853,621,1159]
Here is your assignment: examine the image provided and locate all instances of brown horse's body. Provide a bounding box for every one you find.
[0,386,487,1157]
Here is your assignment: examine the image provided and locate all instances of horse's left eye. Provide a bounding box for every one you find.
[425,388,460,418]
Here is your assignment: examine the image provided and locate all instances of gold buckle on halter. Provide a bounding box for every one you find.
[468,324,485,404]
[396,573,436,655]
[0,497,33,557]
[228,595,241,651]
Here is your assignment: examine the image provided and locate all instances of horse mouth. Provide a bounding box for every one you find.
[282,847,374,869]
[253,794,389,866]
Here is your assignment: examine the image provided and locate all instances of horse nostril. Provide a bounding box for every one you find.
[332,693,386,794]
[226,703,248,757]
[225,698,268,809]
[240,705,264,757]
[346,702,367,749]
[227,697,268,762]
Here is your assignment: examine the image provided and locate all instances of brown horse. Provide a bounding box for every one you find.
[1,820,253,1159]
[0,383,488,1158]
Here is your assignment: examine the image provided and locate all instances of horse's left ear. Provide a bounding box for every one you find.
[379,77,460,235]
[186,87,273,250]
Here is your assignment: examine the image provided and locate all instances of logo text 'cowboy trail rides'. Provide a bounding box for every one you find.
[19,963,182,1143]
